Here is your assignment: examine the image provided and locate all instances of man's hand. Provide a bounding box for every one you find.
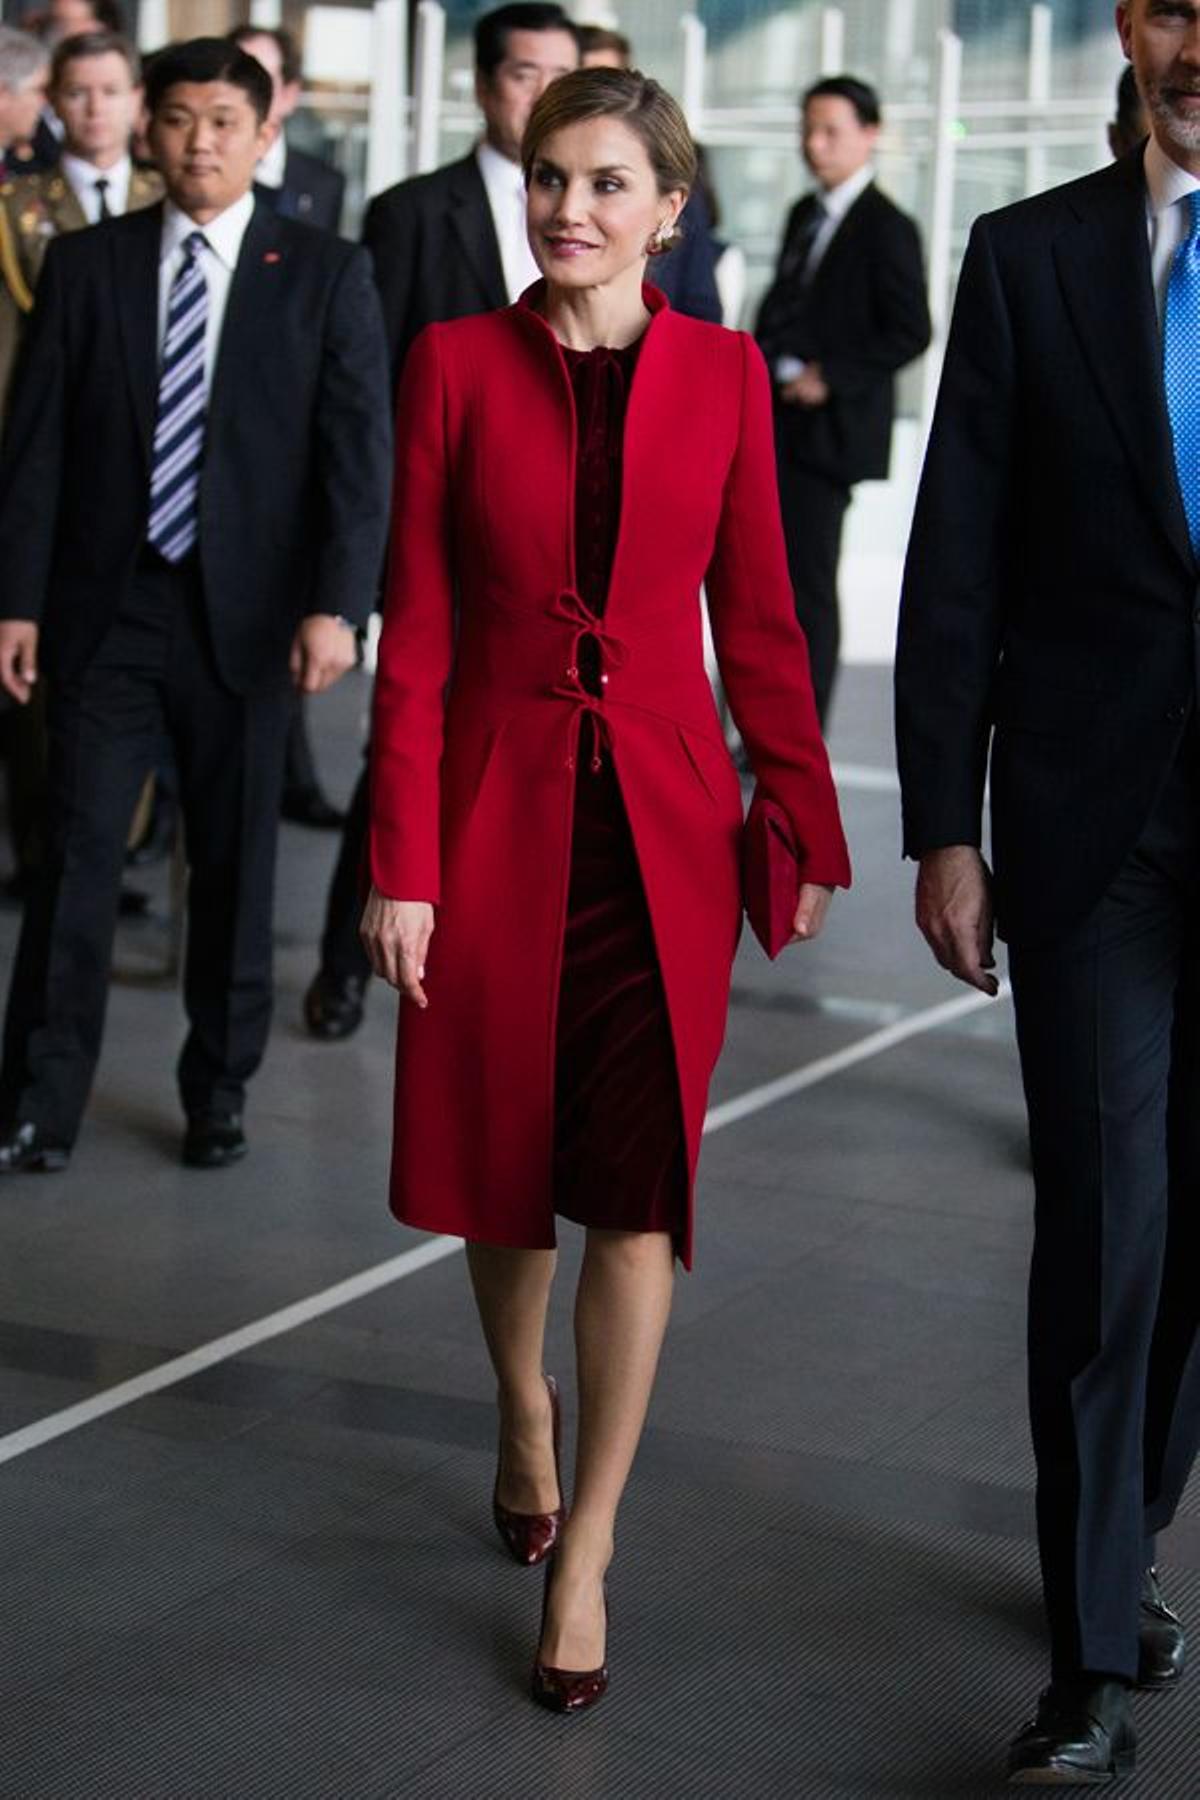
[791,882,834,944]
[289,614,357,695]
[780,363,830,408]
[915,845,999,996]
[0,622,40,705]
[360,888,435,1009]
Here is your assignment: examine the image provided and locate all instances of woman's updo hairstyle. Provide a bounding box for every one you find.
[521,68,697,254]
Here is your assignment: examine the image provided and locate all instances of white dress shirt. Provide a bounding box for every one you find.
[775,161,875,383]
[61,151,131,223]
[1144,135,1200,328]
[255,131,287,191]
[157,190,256,398]
[476,138,540,303]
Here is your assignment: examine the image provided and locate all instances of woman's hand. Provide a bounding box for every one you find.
[360,888,435,1008]
[791,883,834,944]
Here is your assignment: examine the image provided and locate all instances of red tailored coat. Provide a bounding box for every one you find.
[370,285,851,1267]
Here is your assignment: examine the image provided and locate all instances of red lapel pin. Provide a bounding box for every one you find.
[264,251,281,264]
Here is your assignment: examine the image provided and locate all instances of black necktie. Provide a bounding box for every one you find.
[94,177,110,220]
[757,197,825,361]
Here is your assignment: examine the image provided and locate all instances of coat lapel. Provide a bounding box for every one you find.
[1053,153,1193,574]
[113,202,163,465]
[447,155,507,310]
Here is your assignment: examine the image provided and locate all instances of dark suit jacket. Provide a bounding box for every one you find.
[255,144,346,233]
[895,149,1197,946]
[0,200,392,696]
[755,183,931,486]
[652,188,722,325]
[364,152,507,389]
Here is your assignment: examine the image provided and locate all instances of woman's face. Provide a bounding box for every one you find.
[526,116,683,292]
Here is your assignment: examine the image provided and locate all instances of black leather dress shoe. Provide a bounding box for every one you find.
[1008,1678,1135,1785]
[281,787,345,829]
[304,970,367,1041]
[0,1121,71,1173]
[1138,1566,1185,1689]
[182,1112,247,1169]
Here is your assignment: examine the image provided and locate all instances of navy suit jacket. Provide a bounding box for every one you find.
[896,149,1197,944]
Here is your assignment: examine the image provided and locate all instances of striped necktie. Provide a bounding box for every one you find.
[1164,190,1200,562]
[147,229,208,564]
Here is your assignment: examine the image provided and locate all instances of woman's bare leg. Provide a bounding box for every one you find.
[540,1227,675,1668]
[466,1243,560,1512]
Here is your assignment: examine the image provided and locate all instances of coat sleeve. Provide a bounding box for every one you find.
[819,210,932,395]
[706,332,851,889]
[310,245,394,627]
[368,323,455,902]
[363,188,418,396]
[0,234,68,622]
[894,216,1015,858]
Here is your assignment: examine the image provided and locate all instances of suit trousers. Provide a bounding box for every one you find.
[1009,736,1200,1680]
[318,757,372,985]
[0,551,290,1141]
[774,457,850,730]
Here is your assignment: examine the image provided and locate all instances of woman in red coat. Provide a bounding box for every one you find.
[362,68,850,1710]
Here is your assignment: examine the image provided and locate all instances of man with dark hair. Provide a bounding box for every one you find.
[1,31,161,423]
[1110,62,1149,161]
[229,24,344,232]
[756,73,930,728]
[897,0,1199,1779]
[300,2,578,1041]
[576,24,633,67]
[363,2,578,382]
[0,37,391,1171]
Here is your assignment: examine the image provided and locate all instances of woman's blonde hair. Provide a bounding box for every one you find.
[521,68,697,252]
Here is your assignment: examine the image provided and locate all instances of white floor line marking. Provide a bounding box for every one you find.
[0,1235,465,1467]
[0,982,1012,1467]
[703,984,1011,1134]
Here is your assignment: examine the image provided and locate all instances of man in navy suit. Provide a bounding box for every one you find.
[0,38,391,1172]
[897,0,1199,1780]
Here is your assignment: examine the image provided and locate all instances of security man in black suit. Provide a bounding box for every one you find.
[302,2,579,1041]
[0,37,391,1172]
[896,0,1198,1780]
[230,22,349,832]
[756,75,930,728]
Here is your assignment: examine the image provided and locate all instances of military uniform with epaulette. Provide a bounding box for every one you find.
[0,164,163,427]
[0,162,163,895]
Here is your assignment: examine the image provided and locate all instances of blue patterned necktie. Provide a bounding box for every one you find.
[1164,190,1200,562]
[147,229,209,564]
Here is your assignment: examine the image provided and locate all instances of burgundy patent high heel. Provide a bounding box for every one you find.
[493,1373,565,1567]
[530,1554,610,1714]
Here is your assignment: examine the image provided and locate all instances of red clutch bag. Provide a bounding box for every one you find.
[742,793,801,960]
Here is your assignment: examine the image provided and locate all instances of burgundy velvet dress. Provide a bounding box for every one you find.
[552,339,686,1244]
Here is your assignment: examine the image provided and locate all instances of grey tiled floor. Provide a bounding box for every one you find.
[0,666,1196,1797]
